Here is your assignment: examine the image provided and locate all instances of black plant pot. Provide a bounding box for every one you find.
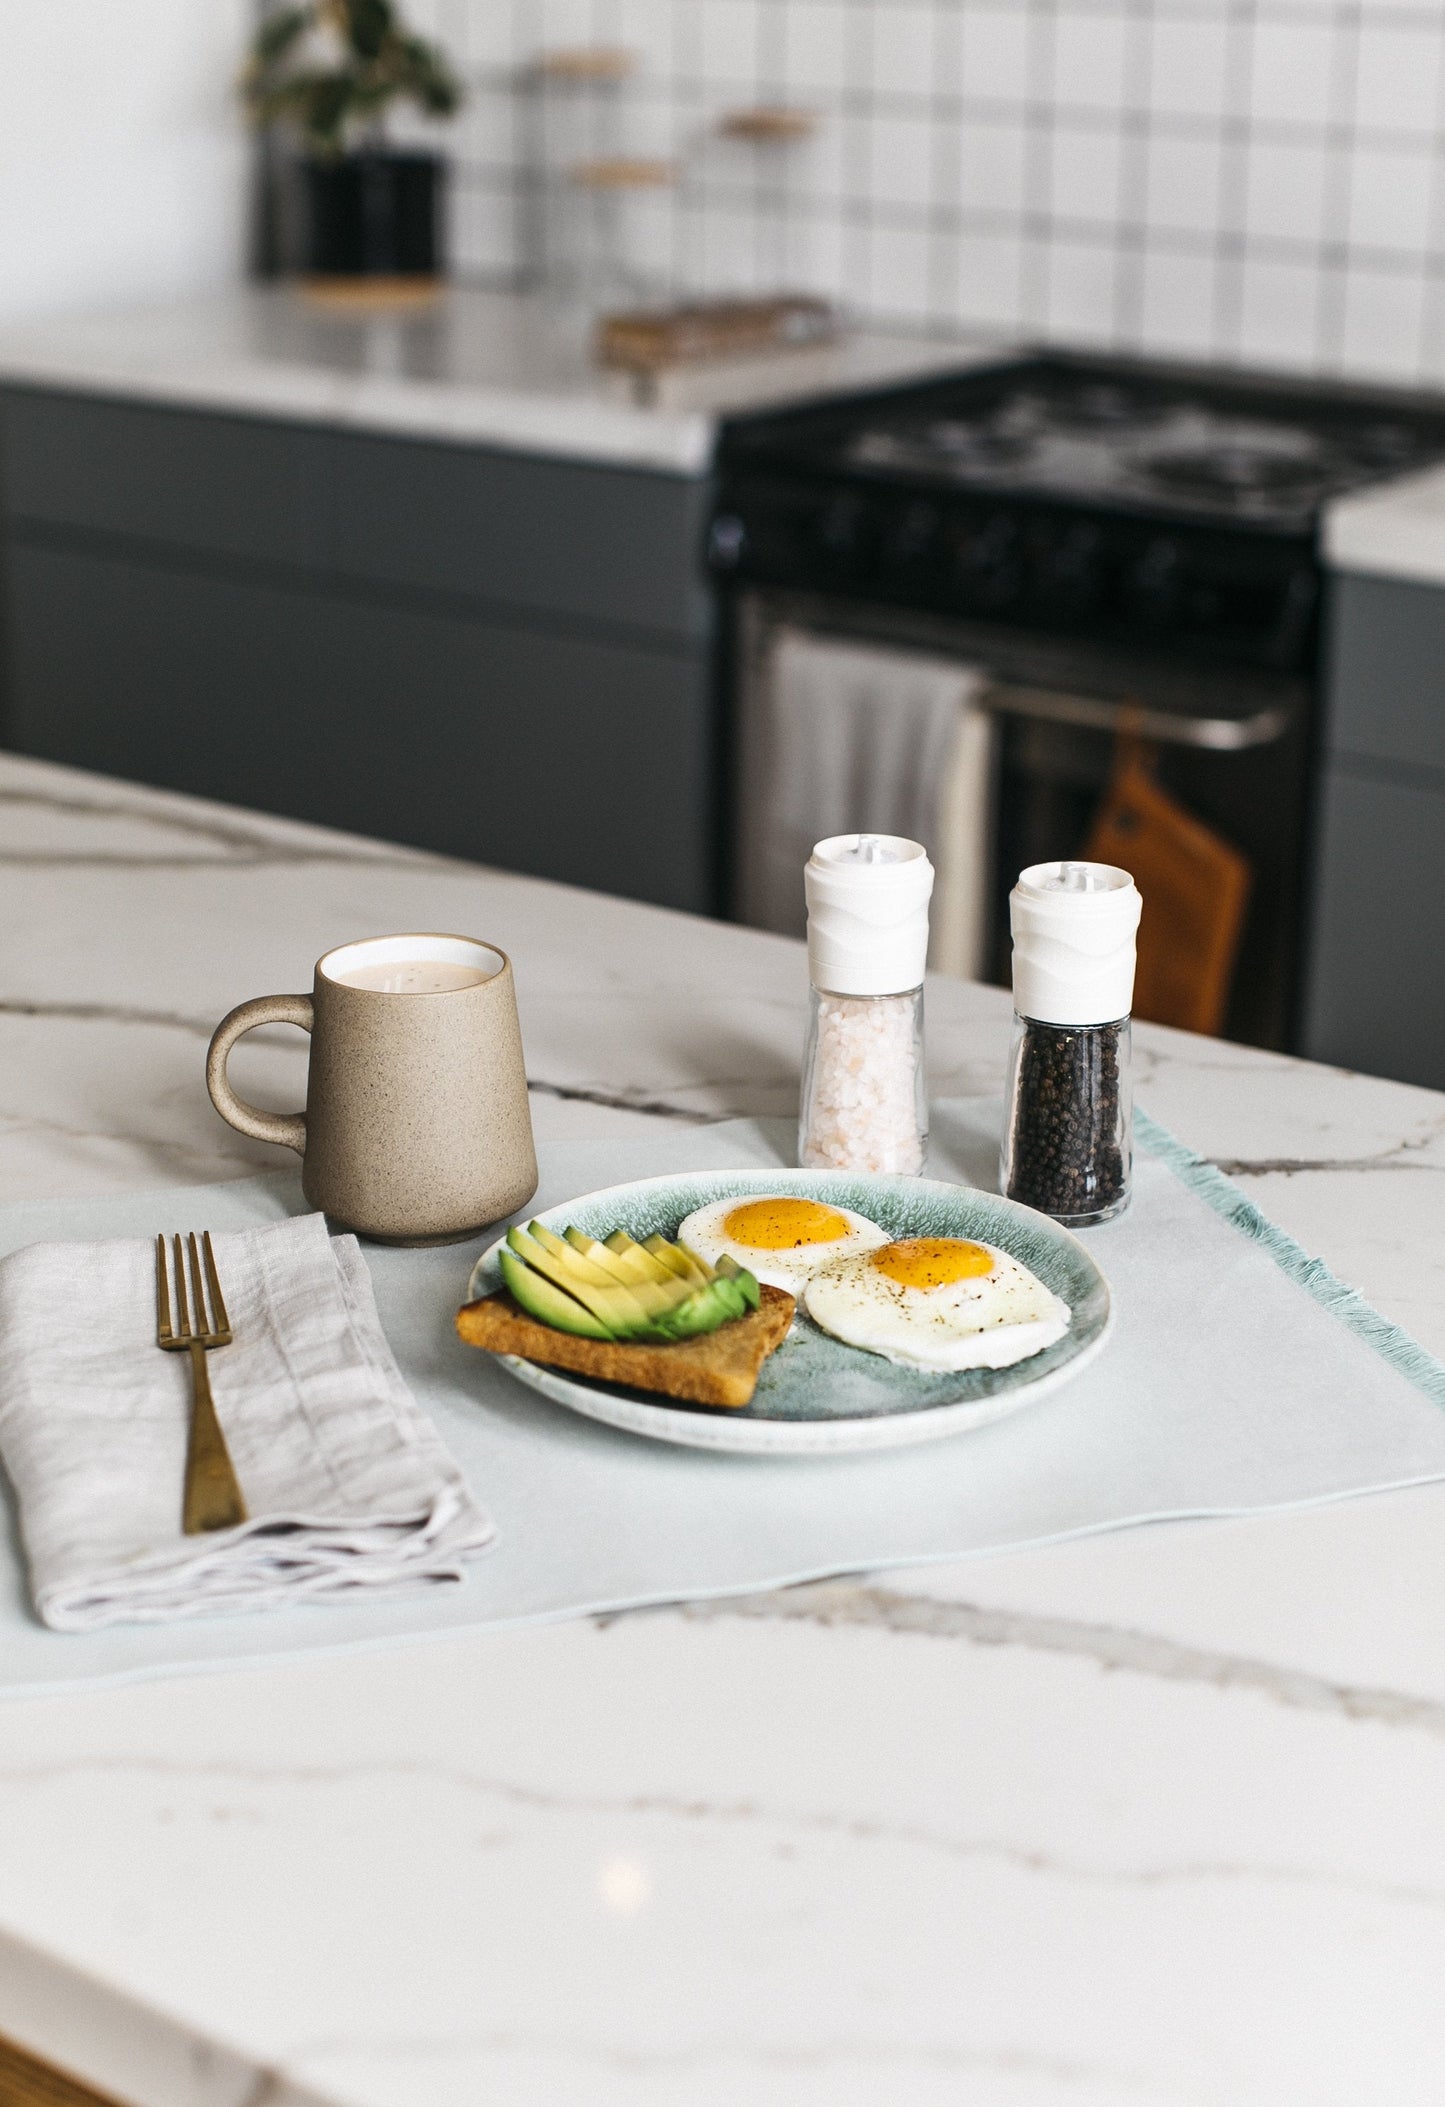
[302,150,444,277]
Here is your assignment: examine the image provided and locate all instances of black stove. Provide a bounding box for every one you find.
[712,352,1445,673]
[713,351,1445,1055]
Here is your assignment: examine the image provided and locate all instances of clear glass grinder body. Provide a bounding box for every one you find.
[798,834,933,1176]
[1000,860,1142,1226]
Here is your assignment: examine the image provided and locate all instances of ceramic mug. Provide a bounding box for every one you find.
[206,933,538,1244]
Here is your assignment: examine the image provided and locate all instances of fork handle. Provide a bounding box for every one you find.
[206,995,312,1154]
[182,1342,248,1534]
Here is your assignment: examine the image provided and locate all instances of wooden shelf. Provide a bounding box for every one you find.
[718,106,819,144]
[537,47,635,83]
[571,158,676,190]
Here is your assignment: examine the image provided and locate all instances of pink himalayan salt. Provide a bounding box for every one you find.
[800,990,924,1176]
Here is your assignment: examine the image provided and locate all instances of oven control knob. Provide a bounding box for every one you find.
[1033,522,1104,619]
[707,512,747,571]
[1128,536,1185,625]
[815,491,870,575]
[955,513,1023,611]
[884,500,939,575]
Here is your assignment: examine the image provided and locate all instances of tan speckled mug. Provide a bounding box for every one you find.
[206,933,538,1244]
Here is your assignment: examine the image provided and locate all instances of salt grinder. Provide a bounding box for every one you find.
[799,834,933,1175]
[1001,860,1142,1225]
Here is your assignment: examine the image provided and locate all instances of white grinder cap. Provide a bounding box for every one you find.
[806,834,935,996]
[1010,860,1142,1025]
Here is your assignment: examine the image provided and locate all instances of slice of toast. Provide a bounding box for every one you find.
[456,1283,795,1409]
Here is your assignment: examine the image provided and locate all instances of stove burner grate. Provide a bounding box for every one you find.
[1137,443,1331,502]
[1044,383,1168,432]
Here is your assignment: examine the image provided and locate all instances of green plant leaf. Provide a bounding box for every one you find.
[345,0,395,60]
[242,0,463,153]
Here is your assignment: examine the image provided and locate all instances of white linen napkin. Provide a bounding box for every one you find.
[0,1214,494,1631]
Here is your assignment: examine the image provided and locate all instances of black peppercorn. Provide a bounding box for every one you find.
[1004,1018,1131,1223]
[1003,860,1140,1226]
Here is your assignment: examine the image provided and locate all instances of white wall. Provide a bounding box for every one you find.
[0,0,251,325]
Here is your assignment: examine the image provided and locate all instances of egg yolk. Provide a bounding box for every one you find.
[871,1238,996,1288]
[722,1198,853,1249]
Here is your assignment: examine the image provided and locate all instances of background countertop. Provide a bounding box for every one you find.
[2,287,1443,580]
[0,751,1443,2106]
[0,287,985,476]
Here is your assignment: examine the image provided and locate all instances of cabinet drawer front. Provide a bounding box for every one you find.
[1304,763,1445,1090]
[0,388,331,570]
[1324,571,1445,772]
[4,545,716,914]
[330,431,713,640]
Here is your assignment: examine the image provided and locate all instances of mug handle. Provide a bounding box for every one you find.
[206,995,314,1155]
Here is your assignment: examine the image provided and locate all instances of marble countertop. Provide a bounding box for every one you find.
[1325,459,1445,587]
[0,286,986,475]
[1,750,1444,2107]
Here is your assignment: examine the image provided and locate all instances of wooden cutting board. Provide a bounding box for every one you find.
[1085,750,1252,1038]
[595,296,837,372]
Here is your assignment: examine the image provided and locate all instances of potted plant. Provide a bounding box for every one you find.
[243,0,462,280]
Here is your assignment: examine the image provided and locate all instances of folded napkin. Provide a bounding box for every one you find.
[0,1214,494,1631]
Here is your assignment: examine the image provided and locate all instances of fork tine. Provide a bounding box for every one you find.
[155,1234,173,1345]
[187,1233,209,1341]
[202,1231,231,1340]
[172,1233,191,1338]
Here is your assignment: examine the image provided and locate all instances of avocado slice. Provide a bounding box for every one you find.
[557,1228,699,1321]
[528,1221,618,1289]
[506,1226,655,1337]
[498,1224,757,1345]
[499,1248,613,1338]
[642,1234,712,1285]
[715,1254,762,1309]
[569,1227,678,1295]
[654,1276,749,1340]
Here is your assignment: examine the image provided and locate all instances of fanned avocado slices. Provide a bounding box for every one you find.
[499,1222,761,1343]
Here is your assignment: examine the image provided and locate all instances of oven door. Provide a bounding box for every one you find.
[729,587,1311,1050]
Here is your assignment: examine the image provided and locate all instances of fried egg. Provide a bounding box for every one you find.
[803,1236,1071,1372]
[676,1194,890,1295]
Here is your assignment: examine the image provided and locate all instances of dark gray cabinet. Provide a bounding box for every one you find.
[1304,571,1445,1089]
[0,387,718,914]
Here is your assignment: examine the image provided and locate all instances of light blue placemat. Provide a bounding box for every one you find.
[1,1098,1443,1698]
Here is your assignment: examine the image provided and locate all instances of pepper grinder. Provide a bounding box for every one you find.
[1000,860,1142,1224]
[798,833,933,1175]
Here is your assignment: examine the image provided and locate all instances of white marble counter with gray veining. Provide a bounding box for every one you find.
[0,286,987,476]
[1,750,1444,2107]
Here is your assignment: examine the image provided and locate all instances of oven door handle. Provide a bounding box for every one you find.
[977,681,1293,752]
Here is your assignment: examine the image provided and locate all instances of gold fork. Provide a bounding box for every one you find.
[155,1232,247,1534]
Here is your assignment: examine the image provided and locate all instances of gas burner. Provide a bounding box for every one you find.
[926,419,1036,465]
[1355,422,1423,467]
[849,420,1035,472]
[1138,444,1330,504]
[1044,383,1167,432]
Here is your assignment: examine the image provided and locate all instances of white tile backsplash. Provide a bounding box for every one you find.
[1051,9,1132,116]
[1247,18,1338,128]
[452,0,1445,386]
[871,5,941,101]
[958,113,1030,214]
[958,7,1032,102]
[1352,22,1444,138]
[1243,138,1330,245]
[1049,124,1125,229]
[1348,144,1435,256]
[1145,131,1226,237]
[1148,17,1230,122]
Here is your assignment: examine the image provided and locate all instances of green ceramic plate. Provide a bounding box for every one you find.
[467,1168,1112,1455]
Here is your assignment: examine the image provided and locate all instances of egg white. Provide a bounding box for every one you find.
[803,1239,1071,1371]
[676,1195,890,1295]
